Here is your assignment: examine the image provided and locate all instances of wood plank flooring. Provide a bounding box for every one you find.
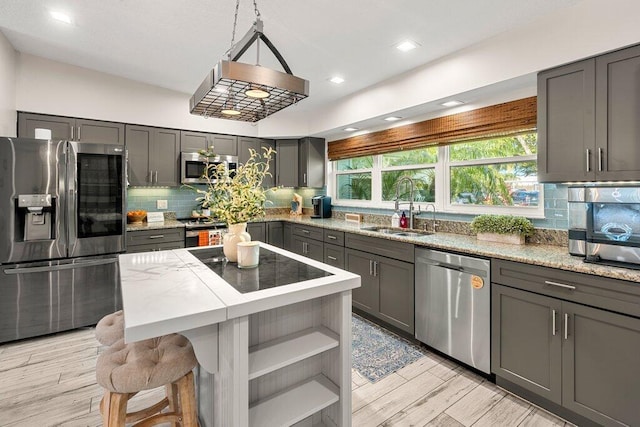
[0,328,573,426]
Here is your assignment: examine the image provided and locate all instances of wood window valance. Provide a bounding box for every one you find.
[327,96,537,161]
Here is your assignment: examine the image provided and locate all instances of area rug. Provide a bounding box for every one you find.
[352,314,428,383]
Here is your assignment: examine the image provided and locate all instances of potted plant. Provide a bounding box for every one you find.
[190,146,275,262]
[470,214,534,245]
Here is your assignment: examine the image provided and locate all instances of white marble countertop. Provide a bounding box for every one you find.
[119,243,360,343]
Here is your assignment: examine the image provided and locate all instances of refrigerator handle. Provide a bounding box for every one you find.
[4,258,118,274]
[66,142,78,256]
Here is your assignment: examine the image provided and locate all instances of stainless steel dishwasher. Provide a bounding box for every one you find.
[415,248,491,374]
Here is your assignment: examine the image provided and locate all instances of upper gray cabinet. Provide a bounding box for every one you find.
[275,139,299,187]
[538,43,640,182]
[126,125,180,186]
[275,137,325,188]
[180,130,237,156]
[238,137,276,188]
[18,112,125,144]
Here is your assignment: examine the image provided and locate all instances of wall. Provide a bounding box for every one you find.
[14,53,256,136]
[127,187,324,219]
[0,32,17,136]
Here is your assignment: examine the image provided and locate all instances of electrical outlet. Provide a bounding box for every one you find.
[156,200,168,209]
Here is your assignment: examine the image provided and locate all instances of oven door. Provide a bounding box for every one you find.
[185,229,225,248]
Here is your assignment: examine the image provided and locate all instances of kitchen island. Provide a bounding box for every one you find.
[119,243,360,427]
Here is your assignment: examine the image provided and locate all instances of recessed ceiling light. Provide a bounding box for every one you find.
[50,10,73,24]
[441,100,465,107]
[396,40,419,52]
[329,76,345,84]
[384,116,402,122]
[343,127,359,132]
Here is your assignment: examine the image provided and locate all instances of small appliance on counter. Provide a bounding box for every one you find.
[568,185,640,268]
[311,195,331,218]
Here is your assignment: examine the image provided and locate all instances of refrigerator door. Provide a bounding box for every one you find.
[0,138,67,264]
[67,142,126,258]
[0,255,121,343]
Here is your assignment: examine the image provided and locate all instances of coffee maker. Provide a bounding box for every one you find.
[311,195,332,218]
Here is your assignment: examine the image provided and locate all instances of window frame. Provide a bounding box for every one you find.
[329,133,545,218]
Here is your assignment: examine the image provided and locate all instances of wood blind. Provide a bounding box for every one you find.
[327,96,537,161]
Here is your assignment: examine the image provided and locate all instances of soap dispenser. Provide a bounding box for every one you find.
[399,211,408,228]
[391,212,400,227]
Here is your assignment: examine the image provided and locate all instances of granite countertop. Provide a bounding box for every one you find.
[126,219,185,231]
[126,214,640,283]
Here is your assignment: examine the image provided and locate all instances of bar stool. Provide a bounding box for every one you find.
[96,334,198,426]
[95,310,124,346]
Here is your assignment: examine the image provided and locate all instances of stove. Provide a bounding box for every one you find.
[179,218,227,247]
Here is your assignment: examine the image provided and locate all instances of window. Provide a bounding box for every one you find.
[330,132,543,216]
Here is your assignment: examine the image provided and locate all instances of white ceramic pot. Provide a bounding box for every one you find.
[223,223,251,262]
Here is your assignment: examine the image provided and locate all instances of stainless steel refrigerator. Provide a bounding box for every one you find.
[0,137,126,343]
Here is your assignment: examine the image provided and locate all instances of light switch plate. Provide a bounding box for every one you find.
[156,200,168,209]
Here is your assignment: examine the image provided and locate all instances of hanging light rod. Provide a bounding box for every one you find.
[190,18,309,122]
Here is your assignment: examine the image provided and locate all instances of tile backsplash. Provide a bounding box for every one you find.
[127,186,325,218]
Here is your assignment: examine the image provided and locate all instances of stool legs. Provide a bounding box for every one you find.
[99,371,197,427]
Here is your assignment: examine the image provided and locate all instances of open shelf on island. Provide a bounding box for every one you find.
[249,375,339,427]
[248,326,339,380]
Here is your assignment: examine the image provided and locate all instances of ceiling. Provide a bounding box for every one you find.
[0,0,582,133]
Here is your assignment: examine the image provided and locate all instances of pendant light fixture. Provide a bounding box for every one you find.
[190,0,309,122]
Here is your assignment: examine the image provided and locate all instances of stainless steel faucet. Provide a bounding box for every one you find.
[394,176,418,229]
[424,203,437,233]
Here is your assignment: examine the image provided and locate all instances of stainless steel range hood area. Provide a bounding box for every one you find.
[189,59,309,122]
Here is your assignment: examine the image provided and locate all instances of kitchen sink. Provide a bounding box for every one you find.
[360,226,433,236]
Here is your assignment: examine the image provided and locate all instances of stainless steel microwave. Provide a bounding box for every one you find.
[181,152,238,184]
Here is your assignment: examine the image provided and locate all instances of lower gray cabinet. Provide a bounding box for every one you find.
[493,281,640,427]
[292,235,323,262]
[266,222,284,248]
[323,244,344,269]
[283,223,293,251]
[247,222,266,242]
[126,228,185,253]
[345,247,414,334]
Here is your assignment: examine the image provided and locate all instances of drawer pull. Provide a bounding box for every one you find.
[327,235,337,240]
[544,280,576,290]
[302,229,310,234]
[148,235,164,239]
[327,255,337,261]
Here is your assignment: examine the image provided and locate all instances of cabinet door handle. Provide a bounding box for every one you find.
[598,147,603,172]
[373,261,378,277]
[327,255,337,261]
[327,235,337,240]
[148,235,164,239]
[154,171,158,183]
[564,313,569,340]
[70,125,74,141]
[303,173,307,184]
[77,126,81,141]
[552,309,557,336]
[369,260,373,276]
[585,148,591,172]
[544,280,576,290]
[147,171,153,183]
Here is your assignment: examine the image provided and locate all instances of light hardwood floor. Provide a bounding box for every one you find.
[0,328,572,427]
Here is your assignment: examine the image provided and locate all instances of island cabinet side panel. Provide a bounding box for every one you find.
[321,291,353,427]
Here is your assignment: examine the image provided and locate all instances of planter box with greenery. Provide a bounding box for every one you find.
[470,214,534,245]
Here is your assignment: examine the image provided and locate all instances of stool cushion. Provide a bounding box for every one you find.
[95,310,124,346]
[96,334,196,393]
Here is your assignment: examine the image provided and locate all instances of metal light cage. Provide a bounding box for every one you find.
[190,19,309,122]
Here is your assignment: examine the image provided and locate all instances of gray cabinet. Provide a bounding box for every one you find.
[323,244,345,269]
[266,222,284,248]
[538,43,640,182]
[126,228,185,253]
[247,222,266,242]
[292,235,324,262]
[239,137,276,187]
[283,222,293,251]
[298,137,325,188]
[180,130,237,155]
[275,138,325,188]
[276,139,299,187]
[18,112,125,144]
[126,125,180,186]
[345,235,415,334]
[492,259,640,427]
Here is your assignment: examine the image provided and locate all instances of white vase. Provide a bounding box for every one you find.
[223,223,251,262]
